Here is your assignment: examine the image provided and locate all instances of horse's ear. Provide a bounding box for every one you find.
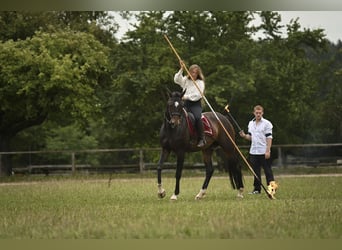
[181,89,186,98]
[165,87,172,98]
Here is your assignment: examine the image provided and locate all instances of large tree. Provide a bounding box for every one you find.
[0,29,110,175]
[98,11,259,147]
[248,12,327,143]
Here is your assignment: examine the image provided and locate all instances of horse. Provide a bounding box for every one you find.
[157,90,244,200]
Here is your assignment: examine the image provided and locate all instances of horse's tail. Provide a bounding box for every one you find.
[226,150,244,190]
[218,113,243,189]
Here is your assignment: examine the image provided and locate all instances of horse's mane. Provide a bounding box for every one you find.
[170,91,182,98]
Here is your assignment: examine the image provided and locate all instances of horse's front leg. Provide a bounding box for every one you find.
[170,152,185,200]
[195,149,214,200]
[157,148,170,198]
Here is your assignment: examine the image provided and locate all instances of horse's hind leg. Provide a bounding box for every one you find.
[157,148,170,198]
[224,150,244,198]
[195,148,214,200]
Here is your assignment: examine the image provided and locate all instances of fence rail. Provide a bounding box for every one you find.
[1,143,341,176]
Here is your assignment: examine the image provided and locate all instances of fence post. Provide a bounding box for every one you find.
[139,149,144,173]
[277,147,283,167]
[71,152,76,174]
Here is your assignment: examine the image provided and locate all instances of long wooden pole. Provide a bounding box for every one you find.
[164,34,274,199]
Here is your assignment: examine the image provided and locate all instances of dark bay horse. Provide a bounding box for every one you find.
[157,91,244,200]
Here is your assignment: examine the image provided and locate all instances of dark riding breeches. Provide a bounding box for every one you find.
[184,100,204,140]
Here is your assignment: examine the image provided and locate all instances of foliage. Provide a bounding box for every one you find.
[103,11,333,146]
[0,29,109,134]
[0,12,112,175]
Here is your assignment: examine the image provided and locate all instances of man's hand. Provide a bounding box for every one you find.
[265,151,271,159]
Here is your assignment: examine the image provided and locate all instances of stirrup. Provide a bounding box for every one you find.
[197,139,206,147]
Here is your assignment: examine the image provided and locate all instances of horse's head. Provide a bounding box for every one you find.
[165,90,186,128]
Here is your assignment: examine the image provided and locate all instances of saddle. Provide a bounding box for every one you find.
[184,110,214,138]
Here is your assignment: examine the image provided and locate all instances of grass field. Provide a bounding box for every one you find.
[0,173,341,239]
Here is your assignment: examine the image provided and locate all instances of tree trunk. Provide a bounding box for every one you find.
[0,135,12,177]
[0,112,47,176]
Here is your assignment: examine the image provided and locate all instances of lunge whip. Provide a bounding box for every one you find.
[224,104,243,132]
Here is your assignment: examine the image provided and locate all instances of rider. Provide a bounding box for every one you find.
[174,61,206,147]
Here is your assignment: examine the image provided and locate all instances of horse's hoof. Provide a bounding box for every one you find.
[195,189,206,200]
[158,189,166,199]
[237,188,244,198]
[170,194,178,200]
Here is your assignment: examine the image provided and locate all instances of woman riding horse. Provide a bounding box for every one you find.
[157,91,244,200]
[174,62,206,148]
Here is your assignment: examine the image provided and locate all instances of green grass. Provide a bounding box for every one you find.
[0,174,341,239]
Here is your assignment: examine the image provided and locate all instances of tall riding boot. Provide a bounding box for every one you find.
[196,119,206,147]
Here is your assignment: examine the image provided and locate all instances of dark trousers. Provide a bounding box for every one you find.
[184,100,204,140]
[249,154,274,191]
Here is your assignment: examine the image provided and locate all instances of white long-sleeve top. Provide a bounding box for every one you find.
[174,69,204,102]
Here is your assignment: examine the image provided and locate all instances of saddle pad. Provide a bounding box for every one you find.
[185,112,214,137]
[202,115,214,136]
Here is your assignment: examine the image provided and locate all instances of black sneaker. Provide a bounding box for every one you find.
[248,190,261,195]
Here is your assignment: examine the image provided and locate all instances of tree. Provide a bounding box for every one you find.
[314,41,342,142]
[0,11,117,44]
[97,11,174,147]
[98,11,258,147]
[251,14,327,143]
[0,29,110,176]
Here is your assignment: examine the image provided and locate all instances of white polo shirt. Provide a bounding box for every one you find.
[247,117,273,155]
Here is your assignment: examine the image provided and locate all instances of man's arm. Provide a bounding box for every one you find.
[265,137,272,159]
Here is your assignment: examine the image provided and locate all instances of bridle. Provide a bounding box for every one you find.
[165,99,184,128]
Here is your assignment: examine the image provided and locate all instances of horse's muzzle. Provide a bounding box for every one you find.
[170,116,181,127]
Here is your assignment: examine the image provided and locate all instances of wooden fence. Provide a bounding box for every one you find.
[1,143,341,176]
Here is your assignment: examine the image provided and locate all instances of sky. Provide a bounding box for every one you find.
[278,11,342,43]
[111,11,342,44]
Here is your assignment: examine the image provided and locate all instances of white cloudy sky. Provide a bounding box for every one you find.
[112,11,342,43]
[278,11,342,43]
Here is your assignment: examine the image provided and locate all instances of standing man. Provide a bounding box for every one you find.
[239,105,277,195]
